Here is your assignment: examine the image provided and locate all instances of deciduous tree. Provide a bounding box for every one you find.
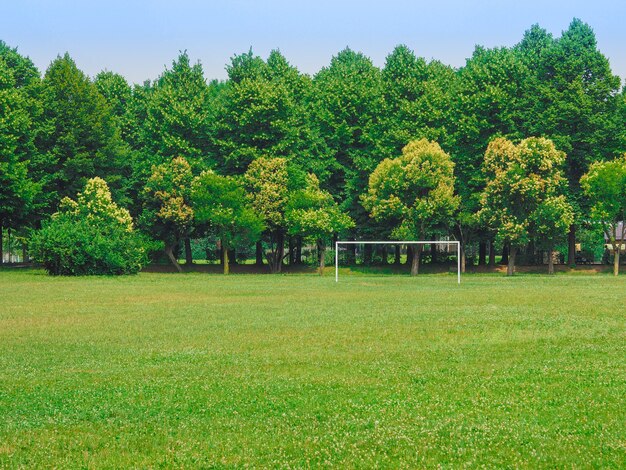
[192,171,264,274]
[580,156,626,276]
[362,139,459,275]
[286,174,354,274]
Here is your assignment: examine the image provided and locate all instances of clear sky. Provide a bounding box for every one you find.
[2,0,625,85]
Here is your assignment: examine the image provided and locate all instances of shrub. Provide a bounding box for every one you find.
[30,178,151,275]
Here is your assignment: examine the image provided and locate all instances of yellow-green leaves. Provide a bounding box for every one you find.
[480,137,571,249]
[363,138,458,240]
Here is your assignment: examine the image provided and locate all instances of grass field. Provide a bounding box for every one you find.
[0,269,624,467]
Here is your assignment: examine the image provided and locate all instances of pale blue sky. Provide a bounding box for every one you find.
[2,0,625,84]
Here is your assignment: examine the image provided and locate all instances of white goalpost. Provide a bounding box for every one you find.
[334,240,461,284]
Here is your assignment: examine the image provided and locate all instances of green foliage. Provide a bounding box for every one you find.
[192,171,264,251]
[518,19,622,204]
[244,156,292,232]
[286,174,354,244]
[212,50,323,177]
[30,178,149,275]
[0,57,41,232]
[141,53,213,172]
[480,137,572,251]
[312,49,384,230]
[38,53,129,206]
[140,157,195,251]
[379,45,455,160]
[580,155,626,244]
[362,139,459,240]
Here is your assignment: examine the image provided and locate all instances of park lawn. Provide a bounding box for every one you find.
[0,270,624,467]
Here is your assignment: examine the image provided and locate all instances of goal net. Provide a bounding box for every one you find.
[334,240,461,284]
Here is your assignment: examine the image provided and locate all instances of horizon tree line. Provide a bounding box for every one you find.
[1,18,625,275]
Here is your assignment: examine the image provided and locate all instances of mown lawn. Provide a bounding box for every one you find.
[0,269,624,467]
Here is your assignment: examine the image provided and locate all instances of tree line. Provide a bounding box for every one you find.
[1,18,625,276]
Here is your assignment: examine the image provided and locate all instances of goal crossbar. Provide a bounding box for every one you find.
[334,240,461,284]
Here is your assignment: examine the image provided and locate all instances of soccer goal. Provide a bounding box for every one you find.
[334,240,461,284]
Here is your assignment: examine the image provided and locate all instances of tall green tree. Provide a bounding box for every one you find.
[362,139,459,276]
[480,137,572,276]
[37,53,128,207]
[0,57,41,262]
[312,49,384,238]
[450,45,529,263]
[580,156,626,276]
[141,52,213,173]
[211,50,323,177]
[286,174,354,275]
[379,45,455,159]
[192,171,264,274]
[140,157,195,272]
[517,19,622,264]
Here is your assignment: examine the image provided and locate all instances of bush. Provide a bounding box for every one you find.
[30,178,151,275]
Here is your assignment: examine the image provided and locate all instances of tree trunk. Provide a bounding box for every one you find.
[266,232,285,273]
[184,237,193,265]
[363,244,372,265]
[165,245,183,273]
[255,241,264,266]
[228,248,236,265]
[317,240,325,276]
[22,242,28,263]
[568,225,576,266]
[0,219,3,264]
[223,243,230,275]
[548,246,555,275]
[501,245,509,265]
[380,245,388,265]
[288,237,295,265]
[410,245,422,276]
[507,245,517,276]
[488,239,496,267]
[478,241,486,266]
[406,246,413,266]
[394,244,401,265]
[613,245,620,276]
[296,237,303,265]
[7,227,11,263]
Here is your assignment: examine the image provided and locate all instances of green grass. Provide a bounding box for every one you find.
[0,269,624,467]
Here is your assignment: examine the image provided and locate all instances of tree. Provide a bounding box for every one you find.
[244,156,297,273]
[38,53,128,207]
[30,178,149,275]
[312,49,384,238]
[362,139,459,275]
[530,196,575,274]
[192,171,264,274]
[480,137,571,276]
[211,50,323,177]
[450,45,529,265]
[580,156,626,276]
[517,19,622,264]
[141,52,213,172]
[0,57,41,263]
[379,45,455,160]
[286,174,354,275]
[140,157,194,272]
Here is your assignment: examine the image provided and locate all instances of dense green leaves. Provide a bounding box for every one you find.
[193,171,264,273]
[581,156,626,275]
[30,178,149,275]
[0,20,624,274]
[363,139,459,275]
